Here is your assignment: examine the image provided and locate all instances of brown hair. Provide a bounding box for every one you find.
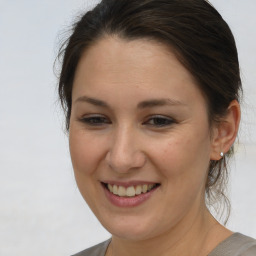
[57,0,242,222]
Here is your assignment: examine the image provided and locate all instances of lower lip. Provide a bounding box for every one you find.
[102,184,159,207]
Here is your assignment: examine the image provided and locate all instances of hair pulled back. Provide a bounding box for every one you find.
[57,0,242,222]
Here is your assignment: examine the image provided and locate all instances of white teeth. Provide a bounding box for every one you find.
[126,186,136,197]
[107,183,157,197]
[148,184,154,190]
[142,184,148,193]
[108,184,113,193]
[117,186,126,197]
[113,185,118,195]
[135,185,142,195]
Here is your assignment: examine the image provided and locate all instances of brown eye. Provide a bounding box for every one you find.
[144,115,175,127]
[80,115,111,126]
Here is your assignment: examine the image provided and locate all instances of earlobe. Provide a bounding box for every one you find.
[210,100,241,160]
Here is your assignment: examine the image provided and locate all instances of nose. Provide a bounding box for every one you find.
[106,126,146,173]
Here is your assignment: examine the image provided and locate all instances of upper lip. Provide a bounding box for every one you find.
[101,180,160,188]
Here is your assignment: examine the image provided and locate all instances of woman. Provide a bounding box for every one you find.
[57,0,256,255]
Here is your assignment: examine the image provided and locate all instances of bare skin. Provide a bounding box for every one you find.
[69,36,240,256]
[105,214,232,256]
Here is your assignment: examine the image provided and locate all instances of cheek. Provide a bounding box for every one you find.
[69,128,105,209]
[151,129,211,182]
[148,133,211,223]
[69,129,105,175]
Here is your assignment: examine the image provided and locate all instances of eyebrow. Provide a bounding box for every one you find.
[74,96,109,107]
[74,96,186,108]
[137,98,186,108]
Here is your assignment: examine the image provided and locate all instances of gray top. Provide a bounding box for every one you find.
[72,233,256,256]
[208,233,256,256]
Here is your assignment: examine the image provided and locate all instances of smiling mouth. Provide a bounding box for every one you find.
[102,183,160,197]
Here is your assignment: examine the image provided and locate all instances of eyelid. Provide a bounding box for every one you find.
[78,114,111,126]
[77,114,176,128]
[143,115,176,127]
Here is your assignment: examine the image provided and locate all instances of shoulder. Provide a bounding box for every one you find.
[71,239,111,256]
[209,233,256,256]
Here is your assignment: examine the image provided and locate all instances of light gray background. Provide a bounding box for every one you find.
[0,0,255,255]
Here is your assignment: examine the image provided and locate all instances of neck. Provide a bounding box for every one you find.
[107,207,232,256]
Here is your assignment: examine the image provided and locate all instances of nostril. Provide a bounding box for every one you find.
[106,149,146,173]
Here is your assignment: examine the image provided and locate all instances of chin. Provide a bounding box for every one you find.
[110,227,154,241]
[99,214,164,241]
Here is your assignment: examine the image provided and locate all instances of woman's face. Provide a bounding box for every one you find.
[69,37,215,240]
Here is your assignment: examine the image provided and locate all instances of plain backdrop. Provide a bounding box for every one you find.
[0,0,255,255]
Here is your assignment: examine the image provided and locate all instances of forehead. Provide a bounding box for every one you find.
[72,36,205,107]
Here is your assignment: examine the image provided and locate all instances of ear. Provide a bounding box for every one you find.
[210,100,241,160]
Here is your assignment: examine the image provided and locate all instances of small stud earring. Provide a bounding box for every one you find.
[220,152,224,157]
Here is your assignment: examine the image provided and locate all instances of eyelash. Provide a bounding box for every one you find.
[79,115,110,126]
[79,115,175,128]
[144,115,175,127]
